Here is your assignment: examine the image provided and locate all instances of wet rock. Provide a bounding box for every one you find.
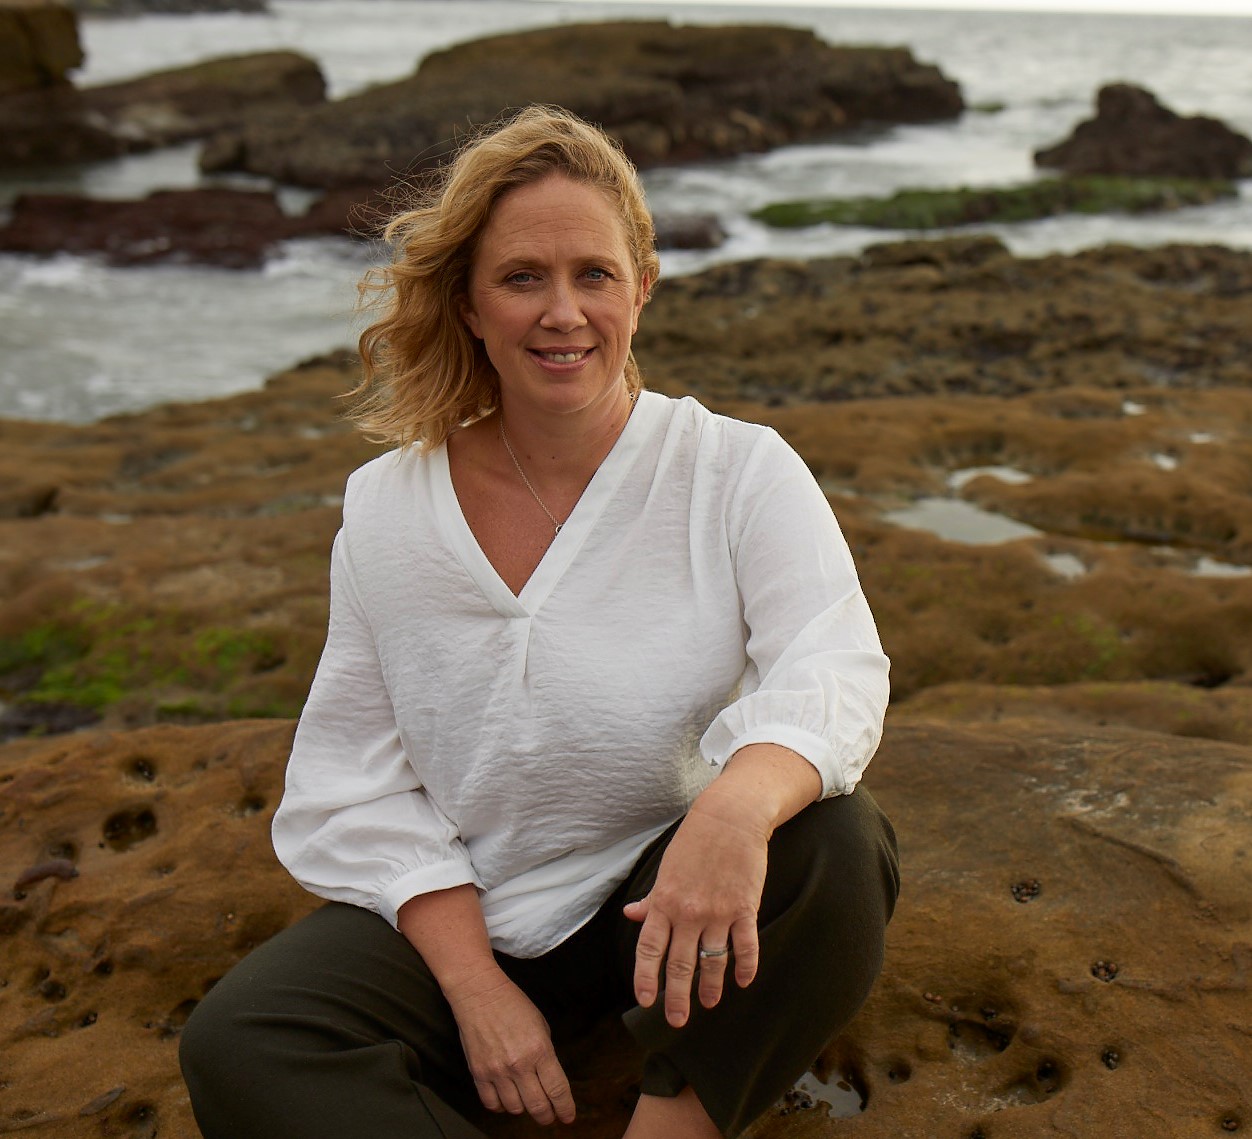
[653,212,727,251]
[69,0,263,12]
[0,182,383,267]
[201,21,963,189]
[0,701,101,742]
[1,188,310,267]
[79,51,326,150]
[1036,83,1252,179]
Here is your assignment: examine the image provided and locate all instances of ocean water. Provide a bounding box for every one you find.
[2,0,1251,422]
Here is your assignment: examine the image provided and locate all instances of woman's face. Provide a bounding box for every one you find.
[461,173,648,420]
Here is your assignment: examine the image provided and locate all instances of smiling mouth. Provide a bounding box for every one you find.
[534,349,590,364]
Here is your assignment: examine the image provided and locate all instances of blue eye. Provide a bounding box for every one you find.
[507,271,536,285]
[585,267,612,282]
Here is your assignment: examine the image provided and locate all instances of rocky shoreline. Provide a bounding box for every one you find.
[2,3,1250,1135]
[2,238,1250,1136]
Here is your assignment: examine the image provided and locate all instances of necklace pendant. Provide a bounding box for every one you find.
[554,523,563,535]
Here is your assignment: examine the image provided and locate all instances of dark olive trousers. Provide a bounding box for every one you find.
[180,787,898,1139]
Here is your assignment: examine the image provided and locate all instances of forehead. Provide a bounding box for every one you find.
[475,174,633,267]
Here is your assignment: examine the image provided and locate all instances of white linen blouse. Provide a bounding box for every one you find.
[272,391,890,958]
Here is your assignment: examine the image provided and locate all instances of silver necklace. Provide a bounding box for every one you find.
[499,391,638,537]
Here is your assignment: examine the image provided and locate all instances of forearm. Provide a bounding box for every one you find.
[396,884,505,999]
[692,742,823,837]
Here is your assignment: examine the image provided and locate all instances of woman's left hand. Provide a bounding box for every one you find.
[623,797,770,1028]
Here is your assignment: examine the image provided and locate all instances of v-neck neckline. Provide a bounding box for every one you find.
[432,391,662,618]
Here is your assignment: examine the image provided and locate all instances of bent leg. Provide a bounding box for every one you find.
[620,786,899,1138]
[180,902,485,1139]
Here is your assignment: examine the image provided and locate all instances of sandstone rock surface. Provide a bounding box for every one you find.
[3,240,1252,1135]
[200,21,963,189]
[1036,83,1252,179]
[1,717,1247,1137]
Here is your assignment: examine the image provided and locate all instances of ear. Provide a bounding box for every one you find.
[460,298,483,340]
[631,272,651,334]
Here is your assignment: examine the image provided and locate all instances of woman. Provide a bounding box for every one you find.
[180,106,898,1139]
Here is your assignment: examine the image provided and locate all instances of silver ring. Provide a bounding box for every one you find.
[698,943,730,959]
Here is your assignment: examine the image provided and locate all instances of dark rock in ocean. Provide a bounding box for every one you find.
[0,184,381,266]
[1035,83,1252,179]
[653,212,727,251]
[80,51,326,150]
[201,21,964,189]
[0,83,123,166]
[0,0,123,167]
[68,0,263,12]
[0,188,296,268]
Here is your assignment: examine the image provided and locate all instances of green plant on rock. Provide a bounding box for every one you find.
[0,622,91,681]
[751,176,1237,230]
[192,627,284,681]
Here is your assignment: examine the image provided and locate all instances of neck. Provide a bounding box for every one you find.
[496,385,638,480]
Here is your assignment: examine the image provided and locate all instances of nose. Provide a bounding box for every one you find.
[540,278,587,333]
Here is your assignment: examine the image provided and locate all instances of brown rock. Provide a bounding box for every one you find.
[1035,83,1252,179]
[4,245,1252,733]
[79,50,326,150]
[0,0,81,97]
[652,212,727,251]
[201,21,963,189]
[0,716,1247,1136]
[0,0,122,167]
[0,188,297,267]
[2,238,1252,1135]
[0,184,376,267]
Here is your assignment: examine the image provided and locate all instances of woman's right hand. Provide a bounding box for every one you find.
[443,968,576,1126]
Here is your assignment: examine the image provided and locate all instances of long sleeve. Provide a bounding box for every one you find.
[271,529,482,928]
[699,430,890,798]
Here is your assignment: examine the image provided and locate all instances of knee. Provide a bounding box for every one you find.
[768,787,900,948]
[178,981,243,1095]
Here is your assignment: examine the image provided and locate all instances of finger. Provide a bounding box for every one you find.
[514,1072,558,1126]
[473,1077,504,1114]
[493,1077,527,1116]
[696,928,732,1009]
[538,1056,577,1124]
[730,914,760,989]
[664,928,702,1028]
[632,910,671,1009]
[622,896,650,923]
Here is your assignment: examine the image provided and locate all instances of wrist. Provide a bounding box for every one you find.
[438,961,513,1010]
[689,782,778,839]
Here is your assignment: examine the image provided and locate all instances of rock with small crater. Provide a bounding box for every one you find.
[0,716,1247,1137]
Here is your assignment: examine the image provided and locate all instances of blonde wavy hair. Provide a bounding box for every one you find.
[352,105,661,450]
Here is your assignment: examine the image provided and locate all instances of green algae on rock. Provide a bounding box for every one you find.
[751,176,1236,230]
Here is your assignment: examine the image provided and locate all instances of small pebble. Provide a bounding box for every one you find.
[79,1086,126,1116]
[1101,1048,1120,1070]
[1010,878,1041,903]
[1091,960,1120,982]
[13,859,78,891]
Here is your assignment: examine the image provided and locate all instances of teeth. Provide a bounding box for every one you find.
[540,351,586,364]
